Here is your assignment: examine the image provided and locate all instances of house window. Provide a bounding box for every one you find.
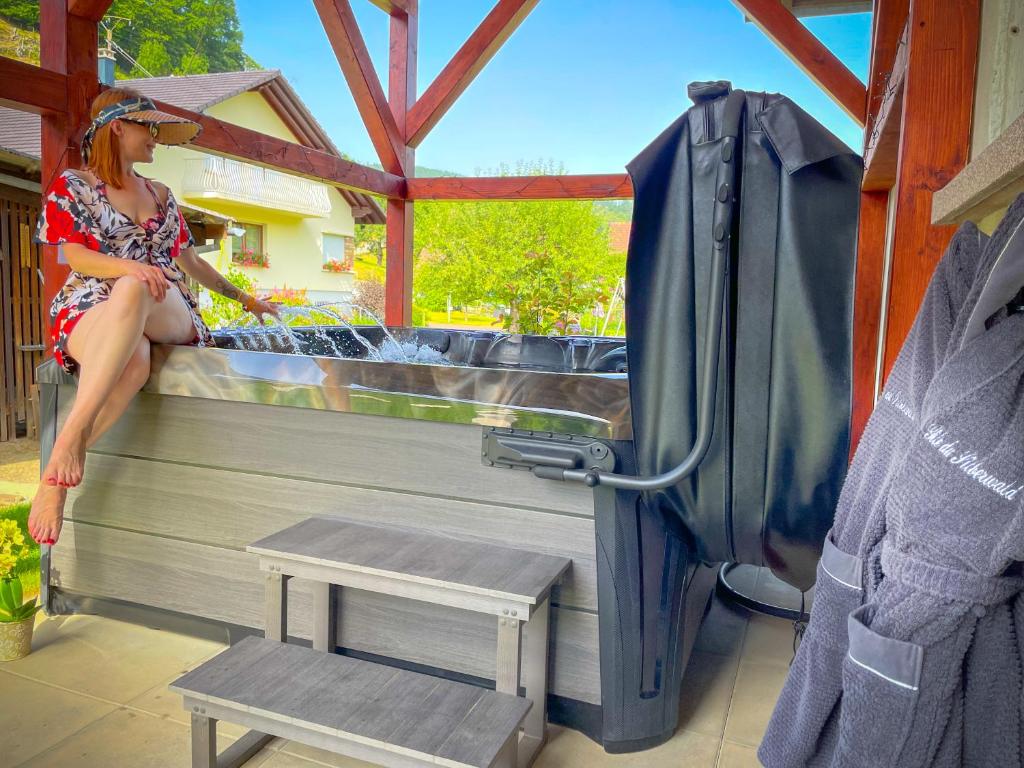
[231,223,267,267]
[322,233,353,272]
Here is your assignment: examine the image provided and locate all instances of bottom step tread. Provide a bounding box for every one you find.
[169,636,530,768]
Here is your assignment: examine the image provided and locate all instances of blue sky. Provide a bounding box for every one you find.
[236,1,871,175]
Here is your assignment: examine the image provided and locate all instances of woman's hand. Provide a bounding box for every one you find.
[243,295,281,325]
[121,260,169,301]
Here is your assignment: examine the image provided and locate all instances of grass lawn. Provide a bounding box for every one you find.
[424,310,500,328]
[353,253,386,283]
[2,501,40,599]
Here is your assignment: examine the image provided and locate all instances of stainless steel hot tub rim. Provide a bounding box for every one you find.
[33,337,634,440]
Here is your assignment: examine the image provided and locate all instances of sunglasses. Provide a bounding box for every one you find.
[120,119,160,139]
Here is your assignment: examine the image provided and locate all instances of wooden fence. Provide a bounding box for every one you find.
[0,184,46,441]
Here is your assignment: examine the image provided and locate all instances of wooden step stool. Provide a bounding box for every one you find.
[171,516,571,768]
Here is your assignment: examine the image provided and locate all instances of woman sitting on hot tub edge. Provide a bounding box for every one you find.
[28,86,279,547]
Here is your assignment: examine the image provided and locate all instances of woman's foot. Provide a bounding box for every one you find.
[42,426,90,487]
[28,483,68,545]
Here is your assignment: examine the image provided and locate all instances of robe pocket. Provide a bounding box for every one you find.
[835,603,923,766]
[806,535,864,649]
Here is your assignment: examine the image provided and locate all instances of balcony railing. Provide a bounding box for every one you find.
[182,156,331,217]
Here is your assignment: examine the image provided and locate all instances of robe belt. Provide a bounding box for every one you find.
[881,542,1024,605]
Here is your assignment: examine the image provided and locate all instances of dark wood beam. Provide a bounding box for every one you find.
[366,0,415,14]
[384,3,417,326]
[0,56,68,113]
[405,0,539,148]
[312,0,408,175]
[862,20,908,190]
[731,0,867,125]
[882,0,981,377]
[67,0,114,22]
[151,100,405,198]
[406,175,633,201]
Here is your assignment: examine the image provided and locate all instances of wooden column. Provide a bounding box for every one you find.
[384,3,416,326]
[881,0,981,376]
[849,0,909,452]
[39,0,99,323]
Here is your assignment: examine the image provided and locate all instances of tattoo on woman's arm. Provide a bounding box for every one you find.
[214,277,243,301]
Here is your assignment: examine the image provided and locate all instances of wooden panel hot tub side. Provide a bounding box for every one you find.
[49,389,603,705]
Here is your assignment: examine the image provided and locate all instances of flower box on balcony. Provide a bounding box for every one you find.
[322,258,352,273]
[232,248,271,269]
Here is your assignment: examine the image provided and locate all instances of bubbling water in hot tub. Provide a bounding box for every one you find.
[211,301,628,374]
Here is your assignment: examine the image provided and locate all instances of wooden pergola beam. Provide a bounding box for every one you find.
[405,0,539,148]
[862,19,908,190]
[406,175,633,201]
[152,100,405,198]
[731,0,867,126]
[67,0,114,22]
[0,57,68,113]
[313,0,408,175]
[366,0,415,14]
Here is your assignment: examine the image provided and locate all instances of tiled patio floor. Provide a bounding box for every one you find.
[0,578,797,768]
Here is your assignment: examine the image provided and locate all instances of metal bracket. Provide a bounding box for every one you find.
[482,428,616,480]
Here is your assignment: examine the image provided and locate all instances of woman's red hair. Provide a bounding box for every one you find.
[85,87,144,189]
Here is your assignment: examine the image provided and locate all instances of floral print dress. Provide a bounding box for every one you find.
[35,170,215,374]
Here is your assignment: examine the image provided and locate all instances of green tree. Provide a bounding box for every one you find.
[1,1,255,73]
[1,1,254,73]
[131,39,173,78]
[413,161,624,335]
[109,0,250,76]
[0,2,40,30]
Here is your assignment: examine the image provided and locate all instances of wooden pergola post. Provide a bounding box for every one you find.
[849,0,908,450]
[39,0,102,317]
[847,0,980,450]
[385,2,417,326]
[881,0,981,374]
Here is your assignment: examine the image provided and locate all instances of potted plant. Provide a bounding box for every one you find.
[322,258,348,273]
[0,520,42,661]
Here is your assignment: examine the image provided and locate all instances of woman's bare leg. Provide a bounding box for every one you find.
[43,279,152,487]
[31,278,195,544]
[27,338,152,545]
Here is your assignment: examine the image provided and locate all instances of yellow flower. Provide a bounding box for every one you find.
[0,520,24,553]
[0,552,17,579]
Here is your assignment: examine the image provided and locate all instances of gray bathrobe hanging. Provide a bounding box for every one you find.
[827,308,1024,768]
[759,215,990,767]
[760,194,1024,767]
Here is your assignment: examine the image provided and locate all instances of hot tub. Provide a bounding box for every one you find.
[38,327,708,749]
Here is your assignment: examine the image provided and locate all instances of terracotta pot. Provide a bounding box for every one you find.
[0,616,34,661]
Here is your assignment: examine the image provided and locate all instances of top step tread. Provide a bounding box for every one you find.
[247,517,571,604]
[170,635,530,768]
